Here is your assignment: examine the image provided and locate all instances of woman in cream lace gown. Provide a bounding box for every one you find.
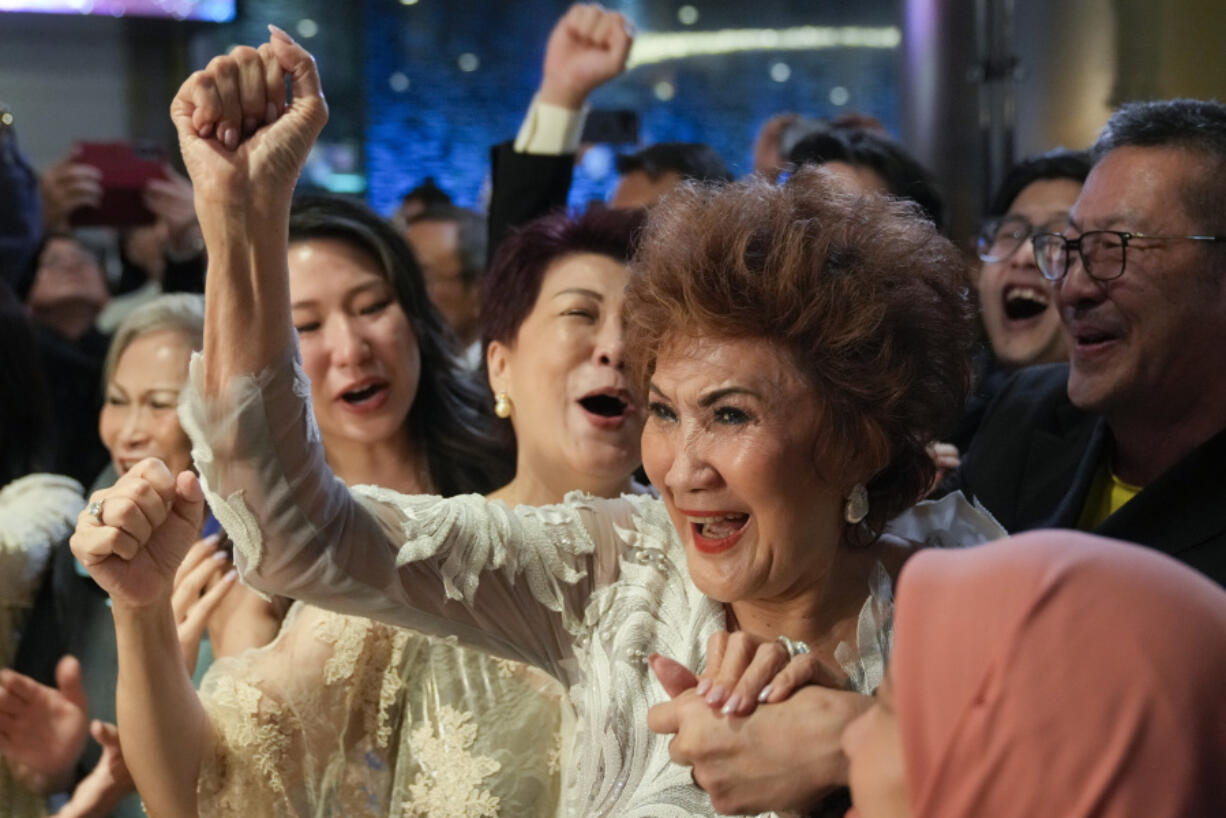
[75,31,1004,818]
[183,194,568,817]
[73,190,647,814]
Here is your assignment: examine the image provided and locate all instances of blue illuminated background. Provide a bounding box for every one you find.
[191,0,901,216]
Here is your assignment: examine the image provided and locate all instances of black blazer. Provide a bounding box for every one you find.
[486,141,574,264]
[954,364,1226,585]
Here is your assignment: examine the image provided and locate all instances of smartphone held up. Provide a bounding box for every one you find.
[68,141,167,228]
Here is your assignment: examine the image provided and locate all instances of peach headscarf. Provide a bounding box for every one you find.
[893,530,1226,818]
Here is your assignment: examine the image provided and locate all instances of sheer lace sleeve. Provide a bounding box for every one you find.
[198,603,565,817]
[180,345,629,680]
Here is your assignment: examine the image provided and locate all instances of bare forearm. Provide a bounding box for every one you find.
[200,202,295,396]
[113,602,206,818]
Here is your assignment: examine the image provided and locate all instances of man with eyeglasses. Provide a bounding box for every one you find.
[974,150,1090,371]
[953,98,1226,586]
[946,150,1091,453]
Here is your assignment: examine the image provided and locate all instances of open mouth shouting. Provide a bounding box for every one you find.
[1002,283,1051,324]
[578,388,635,430]
[680,509,751,554]
[336,378,390,413]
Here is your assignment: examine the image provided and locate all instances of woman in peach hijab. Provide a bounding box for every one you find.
[842,530,1226,818]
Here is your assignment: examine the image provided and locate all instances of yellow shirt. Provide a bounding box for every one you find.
[1077,460,1143,531]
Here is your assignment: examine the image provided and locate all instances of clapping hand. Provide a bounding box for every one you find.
[171,534,238,674]
[51,721,134,818]
[539,3,634,109]
[0,656,89,795]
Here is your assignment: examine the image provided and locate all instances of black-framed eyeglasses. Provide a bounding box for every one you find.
[976,214,1068,263]
[1031,230,1226,283]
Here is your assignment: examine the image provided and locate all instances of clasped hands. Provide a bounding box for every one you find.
[647,631,872,816]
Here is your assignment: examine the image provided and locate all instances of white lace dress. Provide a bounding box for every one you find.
[181,346,1005,818]
[0,473,85,818]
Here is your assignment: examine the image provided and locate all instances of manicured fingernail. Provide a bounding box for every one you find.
[268,23,295,44]
[265,102,278,123]
[211,549,230,561]
[758,684,773,703]
[223,127,237,149]
[695,678,711,697]
[223,569,238,582]
[706,685,725,706]
[721,694,742,715]
[198,122,214,139]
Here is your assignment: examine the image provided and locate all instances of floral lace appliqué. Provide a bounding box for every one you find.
[546,731,563,776]
[203,674,291,797]
[315,611,369,685]
[402,705,501,818]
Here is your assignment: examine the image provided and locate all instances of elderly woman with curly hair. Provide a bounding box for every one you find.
[73,33,1003,817]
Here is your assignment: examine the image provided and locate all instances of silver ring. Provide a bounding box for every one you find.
[87,499,104,523]
[777,635,810,659]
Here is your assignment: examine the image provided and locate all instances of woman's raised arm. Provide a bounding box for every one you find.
[173,31,623,679]
[171,25,327,395]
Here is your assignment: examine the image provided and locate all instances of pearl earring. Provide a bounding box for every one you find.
[494,392,513,419]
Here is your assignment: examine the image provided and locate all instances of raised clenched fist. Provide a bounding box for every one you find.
[169,25,328,220]
[539,3,635,109]
[70,458,206,610]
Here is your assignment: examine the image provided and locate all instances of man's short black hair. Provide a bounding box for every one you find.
[399,176,452,209]
[615,142,733,185]
[1092,98,1226,233]
[986,149,1091,219]
[788,127,946,232]
[408,203,488,286]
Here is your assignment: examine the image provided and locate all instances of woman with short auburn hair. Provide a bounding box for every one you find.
[480,206,643,352]
[78,36,1004,817]
[481,206,646,504]
[626,167,976,538]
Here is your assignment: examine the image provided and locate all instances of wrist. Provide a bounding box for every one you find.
[537,78,588,110]
[111,594,173,624]
[197,200,288,252]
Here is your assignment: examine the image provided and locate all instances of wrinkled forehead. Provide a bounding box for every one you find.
[1071,145,1203,231]
[650,333,812,398]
